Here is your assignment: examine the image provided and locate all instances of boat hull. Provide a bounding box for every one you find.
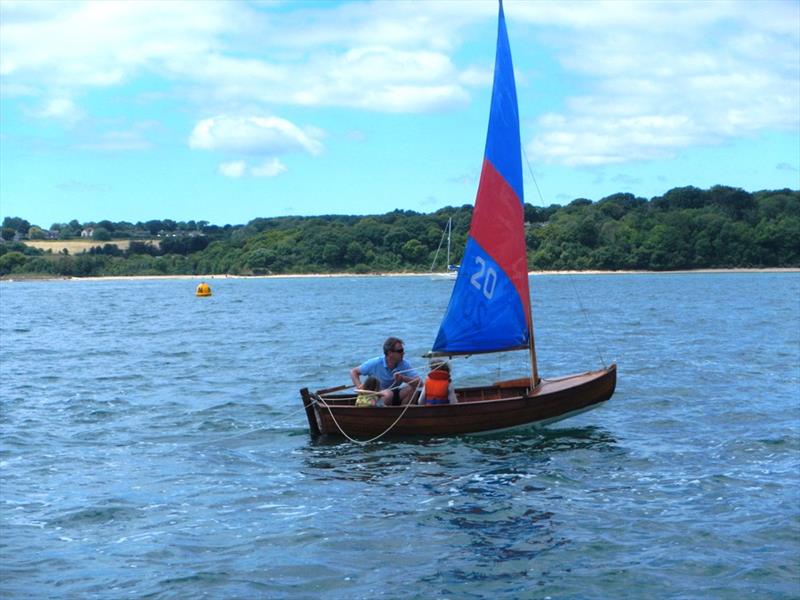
[300,364,616,439]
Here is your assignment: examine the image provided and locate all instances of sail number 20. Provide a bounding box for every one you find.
[470,256,497,300]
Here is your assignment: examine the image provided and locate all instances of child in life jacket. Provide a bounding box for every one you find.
[417,361,458,405]
[355,376,381,407]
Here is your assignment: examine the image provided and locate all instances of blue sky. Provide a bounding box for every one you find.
[1,0,798,228]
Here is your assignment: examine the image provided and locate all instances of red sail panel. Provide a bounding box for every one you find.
[471,159,531,328]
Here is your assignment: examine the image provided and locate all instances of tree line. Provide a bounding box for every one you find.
[0,217,229,242]
[1,185,797,277]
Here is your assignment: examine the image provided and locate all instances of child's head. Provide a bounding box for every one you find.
[430,360,450,373]
[363,375,380,391]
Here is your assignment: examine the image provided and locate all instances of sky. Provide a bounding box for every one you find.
[1,0,798,228]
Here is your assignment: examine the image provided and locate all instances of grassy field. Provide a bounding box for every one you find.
[23,239,159,254]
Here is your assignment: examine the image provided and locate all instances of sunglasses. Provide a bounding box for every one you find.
[391,348,405,354]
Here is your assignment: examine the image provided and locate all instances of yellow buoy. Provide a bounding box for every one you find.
[196,282,212,297]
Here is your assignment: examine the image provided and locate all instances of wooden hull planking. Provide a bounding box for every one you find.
[300,364,616,438]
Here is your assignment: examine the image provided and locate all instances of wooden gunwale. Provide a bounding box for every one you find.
[308,364,616,438]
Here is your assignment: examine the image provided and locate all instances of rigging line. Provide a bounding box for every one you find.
[316,379,421,444]
[318,362,427,401]
[567,276,608,368]
[322,372,426,401]
[429,222,447,271]
[391,363,426,377]
[272,396,323,429]
[522,146,607,369]
[318,363,427,399]
[522,145,548,208]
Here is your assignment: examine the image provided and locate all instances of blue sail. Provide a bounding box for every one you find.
[431,1,531,356]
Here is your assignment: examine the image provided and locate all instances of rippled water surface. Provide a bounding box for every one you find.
[1,273,798,599]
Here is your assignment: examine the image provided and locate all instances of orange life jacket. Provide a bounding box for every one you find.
[425,369,450,401]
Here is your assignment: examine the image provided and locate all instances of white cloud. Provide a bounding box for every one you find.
[33,97,84,124]
[250,158,287,178]
[0,0,476,114]
[195,115,312,179]
[189,115,323,156]
[217,158,287,178]
[0,1,237,90]
[188,44,468,113]
[289,46,467,112]
[459,66,493,88]
[520,0,800,166]
[219,161,246,178]
[1,0,797,165]
[254,1,487,52]
[531,113,703,166]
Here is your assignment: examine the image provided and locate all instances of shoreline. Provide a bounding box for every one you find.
[2,267,798,283]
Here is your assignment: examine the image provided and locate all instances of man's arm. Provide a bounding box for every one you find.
[350,366,362,388]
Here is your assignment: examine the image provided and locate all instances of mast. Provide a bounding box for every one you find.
[446,217,451,268]
[429,221,447,272]
[528,295,539,388]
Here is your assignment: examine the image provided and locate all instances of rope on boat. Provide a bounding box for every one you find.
[316,361,428,401]
[309,356,494,442]
[280,373,418,430]
[522,146,608,369]
[317,379,421,444]
[272,398,326,430]
[566,276,607,368]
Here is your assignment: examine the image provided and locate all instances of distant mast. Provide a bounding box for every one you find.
[446,217,451,270]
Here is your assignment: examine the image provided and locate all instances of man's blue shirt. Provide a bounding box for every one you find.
[358,356,417,390]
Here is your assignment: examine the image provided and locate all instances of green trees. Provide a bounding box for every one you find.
[0,252,27,275]
[159,235,210,255]
[1,217,30,235]
[27,226,47,240]
[0,186,797,278]
[526,187,799,271]
[92,227,112,241]
[401,239,427,263]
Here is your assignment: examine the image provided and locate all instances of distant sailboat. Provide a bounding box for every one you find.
[300,1,616,438]
[429,217,459,279]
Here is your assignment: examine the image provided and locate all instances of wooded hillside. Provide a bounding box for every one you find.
[1,186,797,277]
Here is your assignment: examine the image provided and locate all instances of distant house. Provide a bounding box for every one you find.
[46,230,59,239]
[81,228,94,238]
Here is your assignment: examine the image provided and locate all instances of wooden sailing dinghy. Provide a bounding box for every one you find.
[299,1,616,438]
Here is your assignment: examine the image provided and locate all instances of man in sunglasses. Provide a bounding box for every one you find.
[350,336,420,406]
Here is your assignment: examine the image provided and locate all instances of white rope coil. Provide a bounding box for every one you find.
[316,379,421,444]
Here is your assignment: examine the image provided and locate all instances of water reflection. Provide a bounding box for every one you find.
[297,425,621,587]
[463,425,619,455]
[304,424,618,456]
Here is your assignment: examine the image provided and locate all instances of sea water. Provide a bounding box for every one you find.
[1,273,798,599]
